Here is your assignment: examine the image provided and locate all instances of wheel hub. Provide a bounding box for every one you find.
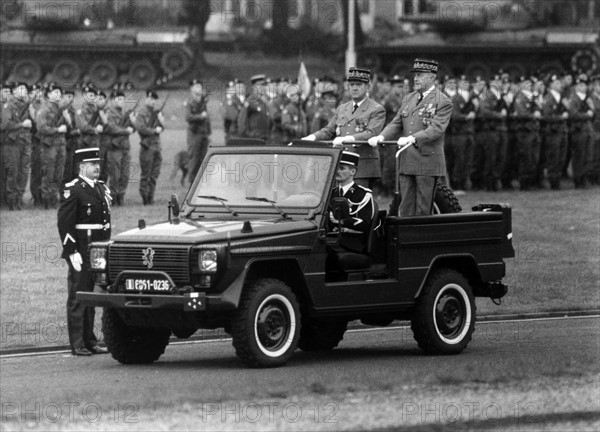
[257,303,288,350]
[436,294,463,337]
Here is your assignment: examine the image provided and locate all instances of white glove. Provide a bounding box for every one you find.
[397,136,411,147]
[57,125,67,133]
[332,137,347,147]
[301,135,316,141]
[156,126,163,134]
[368,135,383,148]
[22,119,32,128]
[126,126,134,134]
[95,124,104,133]
[70,252,82,272]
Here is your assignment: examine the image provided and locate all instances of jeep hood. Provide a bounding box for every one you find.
[112,218,318,244]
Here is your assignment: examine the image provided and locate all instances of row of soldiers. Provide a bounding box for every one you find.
[0,81,169,209]
[221,70,600,192]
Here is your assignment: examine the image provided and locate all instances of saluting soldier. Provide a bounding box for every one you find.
[134,89,164,205]
[237,74,271,141]
[281,84,307,143]
[568,73,595,188]
[185,79,211,183]
[58,147,110,356]
[36,82,68,209]
[2,82,32,210]
[511,77,542,190]
[104,90,135,205]
[303,67,386,190]
[541,74,569,190]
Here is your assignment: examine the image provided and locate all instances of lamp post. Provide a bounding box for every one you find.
[345,0,357,71]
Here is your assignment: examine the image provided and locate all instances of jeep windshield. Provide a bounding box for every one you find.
[187,152,333,215]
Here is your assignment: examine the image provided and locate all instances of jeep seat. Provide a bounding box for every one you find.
[332,201,380,273]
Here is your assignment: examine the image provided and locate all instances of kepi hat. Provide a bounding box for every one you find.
[410,58,439,74]
[340,151,360,167]
[74,147,101,165]
[347,67,371,83]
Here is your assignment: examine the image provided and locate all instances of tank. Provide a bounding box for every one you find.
[359,1,599,80]
[0,0,195,89]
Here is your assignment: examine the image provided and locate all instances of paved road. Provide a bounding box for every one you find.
[1,317,599,431]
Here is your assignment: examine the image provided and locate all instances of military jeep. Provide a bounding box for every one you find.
[79,141,514,368]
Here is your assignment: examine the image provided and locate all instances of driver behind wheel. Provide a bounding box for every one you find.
[327,151,375,254]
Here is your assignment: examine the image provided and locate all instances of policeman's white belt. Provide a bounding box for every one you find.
[75,223,110,230]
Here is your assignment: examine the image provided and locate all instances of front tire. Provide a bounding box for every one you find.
[411,269,476,355]
[102,308,171,364]
[231,279,301,368]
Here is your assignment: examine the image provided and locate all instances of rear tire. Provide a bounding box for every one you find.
[433,182,462,214]
[102,308,170,364]
[231,279,301,368]
[411,269,476,355]
[298,319,347,351]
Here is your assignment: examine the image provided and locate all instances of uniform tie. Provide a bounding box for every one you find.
[417,92,423,104]
[352,103,359,114]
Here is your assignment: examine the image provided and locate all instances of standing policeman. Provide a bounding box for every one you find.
[58,147,110,356]
[303,67,386,189]
[134,90,164,205]
[185,79,211,183]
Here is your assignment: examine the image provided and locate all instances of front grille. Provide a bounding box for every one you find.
[108,244,191,284]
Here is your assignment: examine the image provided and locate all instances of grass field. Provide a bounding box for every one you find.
[0,87,598,350]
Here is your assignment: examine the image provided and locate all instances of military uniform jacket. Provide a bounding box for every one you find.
[448,92,476,135]
[542,91,568,133]
[3,97,32,144]
[381,88,452,177]
[313,97,386,179]
[134,105,161,146]
[329,182,375,253]
[568,93,594,132]
[35,100,67,145]
[185,96,211,135]
[511,91,540,131]
[478,89,509,131]
[281,101,307,140]
[58,177,112,260]
[105,105,131,149]
[237,95,271,139]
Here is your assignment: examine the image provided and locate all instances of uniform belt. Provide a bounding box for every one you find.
[75,223,110,230]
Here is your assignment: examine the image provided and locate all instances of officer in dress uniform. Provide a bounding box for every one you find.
[3,82,32,210]
[58,147,110,356]
[36,82,67,209]
[303,67,386,189]
[105,90,134,205]
[370,58,453,216]
[326,151,375,272]
[134,89,164,204]
[185,79,211,183]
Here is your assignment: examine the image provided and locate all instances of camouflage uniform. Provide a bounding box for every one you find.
[445,89,476,191]
[568,91,594,188]
[105,103,132,205]
[511,87,541,190]
[541,89,569,189]
[62,102,80,183]
[36,99,67,207]
[29,97,43,206]
[185,95,211,182]
[134,104,162,204]
[281,101,307,143]
[237,93,271,141]
[220,93,243,141]
[2,96,32,209]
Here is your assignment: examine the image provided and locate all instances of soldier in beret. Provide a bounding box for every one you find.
[541,74,569,189]
[28,84,43,207]
[568,74,595,188]
[185,79,211,183]
[303,67,386,189]
[134,90,164,204]
[370,59,453,216]
[58,147,110,356]
[62,88,80,184]
[238,75,271,142]
[105,90,135,205]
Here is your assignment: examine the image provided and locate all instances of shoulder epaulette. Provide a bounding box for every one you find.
[64,178,79,188]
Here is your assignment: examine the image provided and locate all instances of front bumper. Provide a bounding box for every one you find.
[77,291,235,312]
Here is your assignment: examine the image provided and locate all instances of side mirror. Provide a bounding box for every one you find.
[331,197,350,221]
[171,194,180,217]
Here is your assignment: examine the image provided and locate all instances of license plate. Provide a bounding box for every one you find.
[125,278,171,292]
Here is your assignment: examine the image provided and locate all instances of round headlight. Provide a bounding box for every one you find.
[199,250,217,273]
[90,247,107,270]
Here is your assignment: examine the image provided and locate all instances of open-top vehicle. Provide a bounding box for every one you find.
[79,140,514,367]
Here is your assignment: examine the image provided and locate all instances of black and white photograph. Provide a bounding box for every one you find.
[1,0,599,430]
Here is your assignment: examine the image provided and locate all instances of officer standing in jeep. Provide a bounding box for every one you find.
[58,147,110,356]
[302,67,386,189]
[185,79,211,183]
